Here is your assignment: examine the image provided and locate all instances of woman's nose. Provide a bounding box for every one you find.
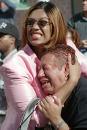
[32,22,40,29]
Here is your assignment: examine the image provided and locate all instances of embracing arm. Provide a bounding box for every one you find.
[53,54,81,104]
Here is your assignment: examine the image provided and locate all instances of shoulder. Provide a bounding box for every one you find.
[73,76,87,100]
[62,76,87,128]
[77,76,87,89]
[1,45,38,78]
[68,76,87,104]
[2,49,34,73]
[68,12,82,27]
[70,12,82,22]
[3,0,16,9]
[3,50,27,66]
[3,46,35,66]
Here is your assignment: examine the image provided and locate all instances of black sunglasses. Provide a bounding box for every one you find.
[26,18,51,28]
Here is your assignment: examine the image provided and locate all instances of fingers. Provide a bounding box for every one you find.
[74,55,81,70]
[39,96,63,110]
[67,53,81,84]
[38,103,48,116]
[68,53,79,65]
[75,55,80,66]
[38,96,63,121]
[68,53,80,69]
[38,96,55,112]
[75,55,78,62]
[53,96,64,107]
[53,96,61,105]
[38,98,50,117]
[68,53,72,67]
[38,96,51,110]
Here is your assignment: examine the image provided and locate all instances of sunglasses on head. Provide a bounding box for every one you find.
[26,18,51,28]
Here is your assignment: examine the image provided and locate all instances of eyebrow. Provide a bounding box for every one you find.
[28,17,49,20]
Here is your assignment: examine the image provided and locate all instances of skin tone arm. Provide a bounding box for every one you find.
[51,54,81,104]
[38,96,69,130]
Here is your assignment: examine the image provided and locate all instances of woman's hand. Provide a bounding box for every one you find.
[68,54,81,85]
[54,54,81,103]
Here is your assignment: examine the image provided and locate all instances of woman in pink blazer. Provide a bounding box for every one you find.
[0,1,87,130]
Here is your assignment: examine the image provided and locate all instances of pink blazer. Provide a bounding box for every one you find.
[0,44,46,130]
[67,39,87,77]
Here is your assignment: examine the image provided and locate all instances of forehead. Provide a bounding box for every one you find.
[41,53,57,65]
[29,9,48,19]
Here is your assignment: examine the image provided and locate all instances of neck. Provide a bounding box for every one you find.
[30,45,46,59]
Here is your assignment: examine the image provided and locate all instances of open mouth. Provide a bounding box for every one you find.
[32,34,41,39]
[30,30,42,36]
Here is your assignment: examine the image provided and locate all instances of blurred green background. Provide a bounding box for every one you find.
[10,0,30,10]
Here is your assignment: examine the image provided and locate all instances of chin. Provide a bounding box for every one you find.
[30,42,42,47]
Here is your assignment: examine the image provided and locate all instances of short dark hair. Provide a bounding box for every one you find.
[41,44,75,68]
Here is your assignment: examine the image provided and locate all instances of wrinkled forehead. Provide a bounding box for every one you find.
[40,50,69,70]
[41,53,58,66]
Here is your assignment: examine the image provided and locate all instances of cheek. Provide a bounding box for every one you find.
[44,26,51,39]
[0,41,5,48]
[2,41,11,50]
[27,29,31,40]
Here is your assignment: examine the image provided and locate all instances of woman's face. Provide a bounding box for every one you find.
[26,9,51,47]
